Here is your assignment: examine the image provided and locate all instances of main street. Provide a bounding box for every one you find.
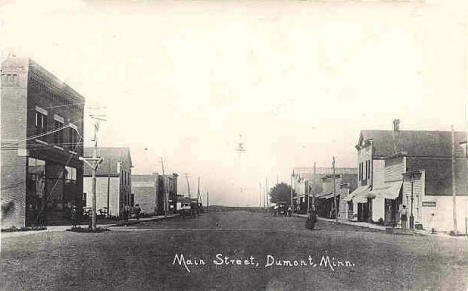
[1,210,466,290]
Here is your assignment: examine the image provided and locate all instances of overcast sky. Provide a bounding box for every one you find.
[1,0,467,206]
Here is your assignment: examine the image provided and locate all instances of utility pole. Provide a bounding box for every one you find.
[197,177,201,203]
[312,162,316,211]
[107,162,111,217]
[161,157,167,217]
[259,182,262,208]
[451,125,458,234]
[92,123,98,229]
[333,156,337,222]
[290,171,293,210]
[185,174,191,198]
[410,173,415,229]
[266,178,269,208]
[80,116,105,230]
[206,191,209,212]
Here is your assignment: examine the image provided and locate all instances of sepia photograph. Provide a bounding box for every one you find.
[0,0,467,290]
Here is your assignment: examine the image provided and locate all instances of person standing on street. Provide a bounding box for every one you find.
[71,205,78,229]
[134,204,141,220]
[400,205,408,229]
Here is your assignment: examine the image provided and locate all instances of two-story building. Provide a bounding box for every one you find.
[131,174,158,215]
[83,147,132,217]
[155,173,178,215]
[292,167,357,216]
[315,172,358,219]
[347,120,468,233]
[1,56,85,228]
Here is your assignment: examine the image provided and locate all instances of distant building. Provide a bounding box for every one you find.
[131,174,158,215]
[315,173,358,219]
[1,56,85,228]
[83,147,132,217]
[154,173,178,215]
[347,120,468,233]
[292,167,357,216]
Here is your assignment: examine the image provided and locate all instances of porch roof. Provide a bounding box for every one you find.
[345,185,371,203]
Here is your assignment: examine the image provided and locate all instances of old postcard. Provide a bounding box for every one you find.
[1,0,467,290]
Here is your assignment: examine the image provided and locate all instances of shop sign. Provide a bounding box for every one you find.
[422,201,436,207]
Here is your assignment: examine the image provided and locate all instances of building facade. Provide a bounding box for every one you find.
[315,172,358,219]
[83,147,132,217]
[292,167,357,216]
[155,173,178,215]
[131,174,158,215]
[347,120,468,233]
[1,56,85,228]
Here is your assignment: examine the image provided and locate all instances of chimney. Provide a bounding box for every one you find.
[393,119,400,133]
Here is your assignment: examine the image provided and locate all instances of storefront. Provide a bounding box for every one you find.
[315,192,339,218]
[369,181,402,226]
[26,157,80,226]
[345,185,371,221]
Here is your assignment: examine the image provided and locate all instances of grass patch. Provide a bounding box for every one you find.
[66,227,110,233]
[1,226,47,232]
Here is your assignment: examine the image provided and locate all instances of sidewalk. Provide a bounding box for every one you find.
[293,213,386,230]
[293,213,467,239]
[1,214,179,238]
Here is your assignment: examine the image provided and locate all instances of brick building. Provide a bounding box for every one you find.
[1,56,85,228]
[83,147,132,217]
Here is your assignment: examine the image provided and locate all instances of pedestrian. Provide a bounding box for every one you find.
[122,205,128,222]
[305,209,317,230]
[27,203,35,228]
[134,204,141,220]
[400,205,408,229]
[38,210,47,228]
[71,205,78,229]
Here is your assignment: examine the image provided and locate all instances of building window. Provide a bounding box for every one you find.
[35,110,48,141]
[54,120,64,146]
[367,160,371,180]
[365,161,369,180]
[65,166,77,184]
[359,162,364,181]
[27,158,46,199]
[68,127,78,150]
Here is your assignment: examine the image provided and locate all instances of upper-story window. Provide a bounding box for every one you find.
[35,106,48,141]
[358,162,363,181]
[365,161,368,180]
[54,115,64,147]
[367,160,371,180]
[68,124,78,151]
[65,166,77,184]
[2,73,18,86]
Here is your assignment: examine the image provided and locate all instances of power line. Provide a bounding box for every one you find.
[2,117,84,144]
[25,102,106,111]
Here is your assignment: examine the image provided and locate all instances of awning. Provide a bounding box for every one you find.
[316,192,338,200]
[369,181,402,200]
[345,185,371,202]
